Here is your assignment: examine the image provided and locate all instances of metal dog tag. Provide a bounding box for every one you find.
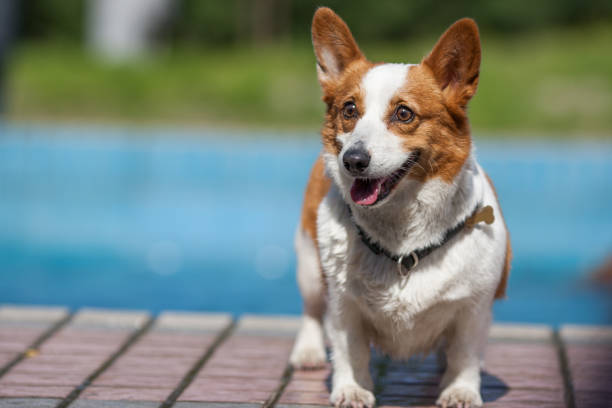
[466,205,495,228]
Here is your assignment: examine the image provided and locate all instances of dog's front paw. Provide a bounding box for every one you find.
[289,343,327,369]
[290,316,327,370]
[330,384,375,408]
[436,385,482,408]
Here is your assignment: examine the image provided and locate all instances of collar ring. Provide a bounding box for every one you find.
[397,251,419,277]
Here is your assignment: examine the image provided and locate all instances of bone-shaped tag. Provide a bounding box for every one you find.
[466,205,495,228]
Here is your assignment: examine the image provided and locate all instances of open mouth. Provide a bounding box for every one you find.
[350,151,420,206]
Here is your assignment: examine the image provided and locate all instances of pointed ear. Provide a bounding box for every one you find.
[422,18,481,108]
[311,7,365,86]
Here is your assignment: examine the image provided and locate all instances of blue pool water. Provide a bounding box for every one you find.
[1,122,611,325]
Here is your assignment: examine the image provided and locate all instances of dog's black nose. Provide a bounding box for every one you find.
[343,145,370,175]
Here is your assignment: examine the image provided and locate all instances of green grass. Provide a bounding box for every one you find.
[6,24,612,136]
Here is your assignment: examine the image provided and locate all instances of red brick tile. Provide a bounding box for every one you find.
[0,384,73,398]
[568,358,612,372]
[291,366,332,381]
[571,368,612,393]
[486,343,557,356]
[0,340,36,353]
[278,390,330,405]
[485,345,560,365]
[10,364,95,376]
[38,345,122,357]
[113,361,194,375]
[483,388,565,406]
[0,351,16,366]
[0,372,84,386]
[479,404,562,408]
[3,322,137,396]
[197,365,287,379]
[222,336,294,350]
[566,344,612,361]
[122,344,207,358]
[378,384,564,404]
[200,333,294,389]
[187,376,279,393]
[377,387,564,407]
[137,332,214,347]
[21,353,107,364]
[179,386,271,403]
[566,344,612,394]
[284,379,330,393]
[93,373,182,388]
[380,398,563,408]
[11,362,101,376]
[204,365,285,380]
[486,358,561,372]
[209,349,293,362]
[11,354,107,374]
[101,362,191,377]
[89,327,211,385]
[46,328,130,343]
[205,357,287,370]
[575,391,611,408]
[484,364,560,384]
[484,345,559,373]
[212,347,292,359]
[111,355,196,368]
[80,385,174,401]
[39,341,125,355]
[154,312,232,334]
[485,351,560,368]
[0,327,46,342]
[483,369,563,391]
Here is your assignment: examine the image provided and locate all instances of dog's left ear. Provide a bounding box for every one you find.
[311,7,365,87]
[423,18,481,109]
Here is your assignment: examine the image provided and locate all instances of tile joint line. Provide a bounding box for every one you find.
[0,311,74,379]
[158,317,237,408]
[54,316,156,408]
[262,363,294,408]
[553,329,576,408]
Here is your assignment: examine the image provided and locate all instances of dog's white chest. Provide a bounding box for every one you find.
[316,166,506,357]
[345,234,476,355]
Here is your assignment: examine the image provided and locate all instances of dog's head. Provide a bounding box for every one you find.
[312,8,481,207]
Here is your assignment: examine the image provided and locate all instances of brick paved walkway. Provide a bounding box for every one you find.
[0,305,610,408]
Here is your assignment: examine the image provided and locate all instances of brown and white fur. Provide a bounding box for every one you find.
[290,8,511,408]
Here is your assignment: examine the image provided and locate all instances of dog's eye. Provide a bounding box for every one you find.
[394,105,415,123]
[342,102,358,119]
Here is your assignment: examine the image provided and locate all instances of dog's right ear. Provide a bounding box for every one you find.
[311,7,364,87]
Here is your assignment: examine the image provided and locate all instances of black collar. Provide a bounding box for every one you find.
[349,204,484,277]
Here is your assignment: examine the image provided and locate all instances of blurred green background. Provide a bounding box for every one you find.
[3,0,612,136]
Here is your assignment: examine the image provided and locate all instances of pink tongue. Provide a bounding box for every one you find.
[350,178,383,205]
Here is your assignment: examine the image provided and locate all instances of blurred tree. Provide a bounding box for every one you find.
[250,0,291,44]
[172,0,240,45]
[0,0,17,114]
[18,0,85,43]
[288,0,612,42]
[172,0,292,46]
[14,0,612,47]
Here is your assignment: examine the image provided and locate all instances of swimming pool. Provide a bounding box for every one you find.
[1,122,611,325]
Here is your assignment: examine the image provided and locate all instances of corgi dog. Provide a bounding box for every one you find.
[290,7,511,408]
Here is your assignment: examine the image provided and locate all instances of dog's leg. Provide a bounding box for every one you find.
[327,298,375,408]
[290,228,327,369]
[437,304,491,408]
